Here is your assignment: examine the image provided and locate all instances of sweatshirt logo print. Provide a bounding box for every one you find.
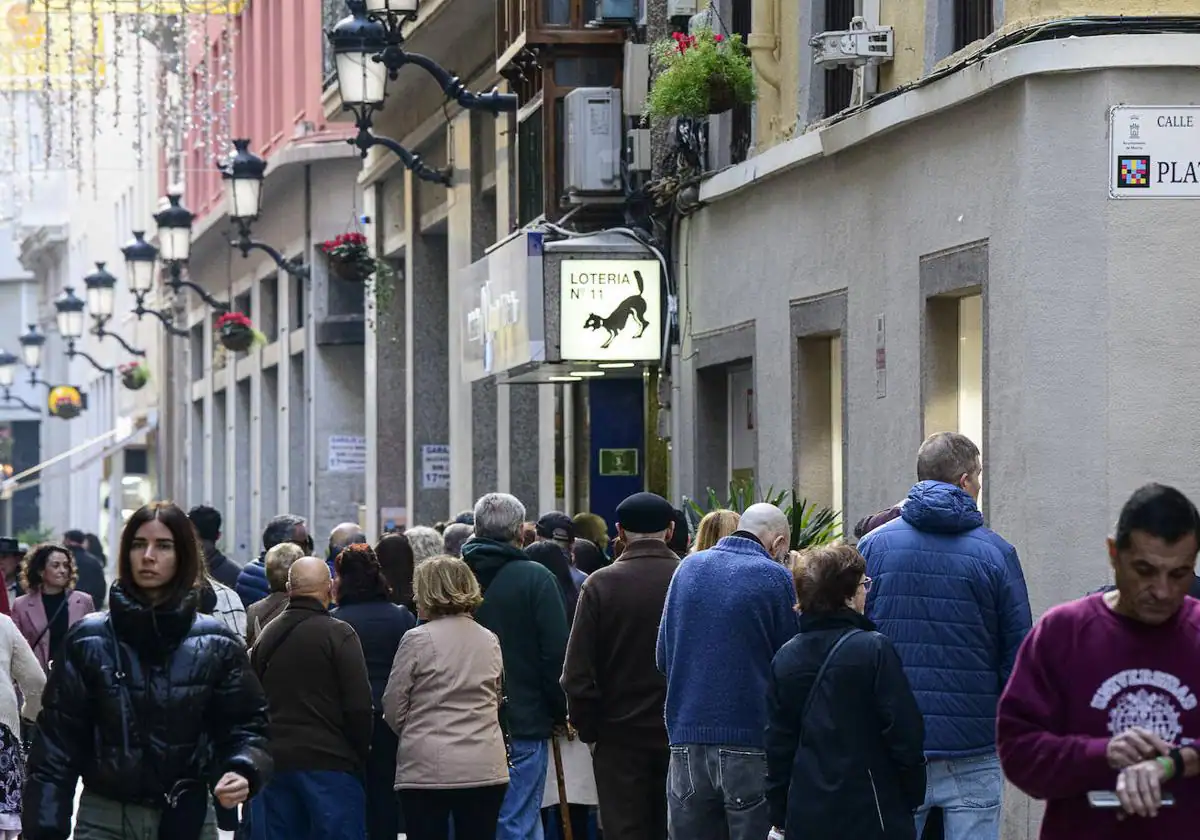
[1091,669,1198,744]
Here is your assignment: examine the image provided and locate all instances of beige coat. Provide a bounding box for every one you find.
[382,614,509,790]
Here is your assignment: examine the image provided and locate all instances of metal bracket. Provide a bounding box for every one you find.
[64,340,114,375]
[91,320,147,357]
[1,388,38,413]
[231,221,311,280]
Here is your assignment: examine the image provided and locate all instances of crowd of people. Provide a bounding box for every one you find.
[0,430,1191,839]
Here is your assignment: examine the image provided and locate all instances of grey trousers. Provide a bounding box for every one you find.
[666,744,770,840]
[73,789,218,840]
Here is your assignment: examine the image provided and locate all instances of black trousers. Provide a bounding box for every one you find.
[366,716,402,840]
[592,741,668,840]
[398,785,508,840]
[922,807,944,840]
[542,804,592,839]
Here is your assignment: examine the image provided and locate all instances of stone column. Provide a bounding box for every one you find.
[404,171,450,527]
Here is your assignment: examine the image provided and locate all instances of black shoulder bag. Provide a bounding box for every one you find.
[798,629,864,746]
[105,616,211,840]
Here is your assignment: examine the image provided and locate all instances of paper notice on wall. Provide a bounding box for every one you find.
[327,435,367,473]
[421,444,451,490]
[875,314,887,399]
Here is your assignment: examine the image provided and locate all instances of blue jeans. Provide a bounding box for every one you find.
[250,769,366,840]
[914,753,1003,840]
[497,739,549,840]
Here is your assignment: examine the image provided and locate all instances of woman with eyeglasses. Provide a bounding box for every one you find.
[764,544,926,840]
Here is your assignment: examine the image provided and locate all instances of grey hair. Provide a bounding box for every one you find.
[263,514,306,552]
[473,493,526,543]
[264,542,305,592]
[405,526,445,565]
[442,523,474,557]
[917,432,980,485]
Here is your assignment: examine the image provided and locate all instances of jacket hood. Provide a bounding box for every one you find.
[109,580,199,660]
[853,505,903,539]
[901,480,984,534]
[461,537,528,591]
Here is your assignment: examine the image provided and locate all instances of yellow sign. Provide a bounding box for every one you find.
[40,0,246,11]
[47,385,83,419]
[0,4,105,91]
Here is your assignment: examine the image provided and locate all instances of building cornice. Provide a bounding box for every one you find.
[701,32,1200,203]
[16,222,69,274]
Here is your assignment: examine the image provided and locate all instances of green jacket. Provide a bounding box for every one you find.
[462,537,569,740]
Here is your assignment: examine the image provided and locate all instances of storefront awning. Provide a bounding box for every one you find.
[0,414,155,497]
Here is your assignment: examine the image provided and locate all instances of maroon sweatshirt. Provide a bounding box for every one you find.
[998,593,1200,838]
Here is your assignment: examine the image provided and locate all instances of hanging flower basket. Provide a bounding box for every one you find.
[52,395,81,420]
[320,232,376,284]
[215,312,266,353]
[119,361,150,391]
[645,28,756,119]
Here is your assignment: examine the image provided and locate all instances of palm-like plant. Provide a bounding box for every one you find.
[683,478,841,550]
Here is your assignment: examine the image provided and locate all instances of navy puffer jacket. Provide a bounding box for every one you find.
[859,481,1032,758]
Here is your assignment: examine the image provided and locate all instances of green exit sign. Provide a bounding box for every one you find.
[599,449,639,477]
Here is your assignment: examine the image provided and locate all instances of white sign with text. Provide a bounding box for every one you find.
[327,435,366,473]
[421,444,450,490]
[1110,106,1200,199]
[560,259,662,362]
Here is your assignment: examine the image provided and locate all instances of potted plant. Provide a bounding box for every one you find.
[215,312,266,353]
[320,232,375,283]
[119,360,150,391]
[646,27,756,119]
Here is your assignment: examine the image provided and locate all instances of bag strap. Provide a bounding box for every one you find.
[799,628,864,744]
[254,612,317,674]
[30,595,70,652]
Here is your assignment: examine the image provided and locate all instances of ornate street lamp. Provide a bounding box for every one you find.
[154,193,194,263]
[18,324,44,372]
[0,350,37,413]
[54,287,113,374]
[327,0,518,186]
[121,229,191,336]
[217,141,310,279]
[83,262,146,356]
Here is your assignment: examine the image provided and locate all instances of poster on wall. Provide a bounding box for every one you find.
[560,259,662,362]
[421,444,450,490]
[327,435,366,472]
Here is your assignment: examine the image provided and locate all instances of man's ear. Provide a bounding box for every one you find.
[665,522,675,542]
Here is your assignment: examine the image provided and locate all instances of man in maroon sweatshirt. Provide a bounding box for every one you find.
[998,483,1200,838]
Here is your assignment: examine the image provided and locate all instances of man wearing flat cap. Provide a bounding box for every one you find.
[561,491,679,840]
[536,511,587,589]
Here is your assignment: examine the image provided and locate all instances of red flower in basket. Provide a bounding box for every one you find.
[215,312,253,331]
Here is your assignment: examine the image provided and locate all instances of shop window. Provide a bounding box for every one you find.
[727,363,756,489]
[796,335,843,514]
[517,105,544,226]
[954,0,993,50]
[924,291,984,511]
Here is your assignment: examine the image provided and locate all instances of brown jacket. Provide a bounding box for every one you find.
[245,591,288,648]
[382,614,508,789]
[561,538,679,748]
[250,597,374,775]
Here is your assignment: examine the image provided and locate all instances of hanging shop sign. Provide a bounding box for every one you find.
[460,231,545,382]
[47,384,85,420]
[1110,106,1200,199]
[560,259,662,362]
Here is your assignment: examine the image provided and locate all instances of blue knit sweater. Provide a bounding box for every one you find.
[656,534,799,748]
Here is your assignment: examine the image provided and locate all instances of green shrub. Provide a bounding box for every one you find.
[646,28,756,119]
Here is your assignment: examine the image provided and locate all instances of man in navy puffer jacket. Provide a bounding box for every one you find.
[236,513,312,608]
[860,432,1031,840]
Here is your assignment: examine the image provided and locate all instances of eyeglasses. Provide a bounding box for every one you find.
[861,576,872,593]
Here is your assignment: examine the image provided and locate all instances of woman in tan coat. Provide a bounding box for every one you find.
[382,554,508,840]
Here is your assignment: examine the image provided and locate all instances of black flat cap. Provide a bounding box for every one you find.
[536,511,575,543]
[616,492,676,534]
[0,537,19,555]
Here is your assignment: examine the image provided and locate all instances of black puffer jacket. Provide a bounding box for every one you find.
[23,581,272,840]
[765,609,926,840]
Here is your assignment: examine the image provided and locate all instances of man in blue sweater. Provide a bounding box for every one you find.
[656,502,798,840]
[860,432,1031,840]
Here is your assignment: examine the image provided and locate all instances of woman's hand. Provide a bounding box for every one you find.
[1116,757,1169,818]
[214,772,251,808]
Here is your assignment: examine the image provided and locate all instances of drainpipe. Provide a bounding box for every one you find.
[747,0,782,142]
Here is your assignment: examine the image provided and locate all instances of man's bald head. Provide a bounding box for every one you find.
[329,522,366,558]
[739,503,791,562]
[288,556,333,605]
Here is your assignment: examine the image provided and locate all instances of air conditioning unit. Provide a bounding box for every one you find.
[597,0,637,23]
[564,87,623,199]
[811,16,894,68]
[668,0,697,17]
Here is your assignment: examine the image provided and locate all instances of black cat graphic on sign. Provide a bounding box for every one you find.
[582,270,651,349]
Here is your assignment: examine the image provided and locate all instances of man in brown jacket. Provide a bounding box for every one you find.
[249,556,374,840]
[561,492,680,840]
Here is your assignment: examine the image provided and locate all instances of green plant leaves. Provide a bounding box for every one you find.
[681,478,842,550]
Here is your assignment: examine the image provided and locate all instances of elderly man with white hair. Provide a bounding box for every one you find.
[462,492,570,840]
[656,502,799,840]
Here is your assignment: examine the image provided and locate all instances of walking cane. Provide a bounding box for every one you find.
[552,735,574,840]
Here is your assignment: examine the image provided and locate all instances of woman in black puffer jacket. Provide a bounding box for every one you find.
[22,501,272,840]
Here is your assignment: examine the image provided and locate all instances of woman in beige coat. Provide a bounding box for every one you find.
[382,554,508,840]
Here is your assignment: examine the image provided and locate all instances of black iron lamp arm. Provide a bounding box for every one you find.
[380,48,519,114]
[65,343,114,375]
[349,117,451,186]
[91,322,147,357]
[165,263,232,312]
[230,224,310,280]
[2,388,38,413]
[26,373,52,390]
[132,294,190,338]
